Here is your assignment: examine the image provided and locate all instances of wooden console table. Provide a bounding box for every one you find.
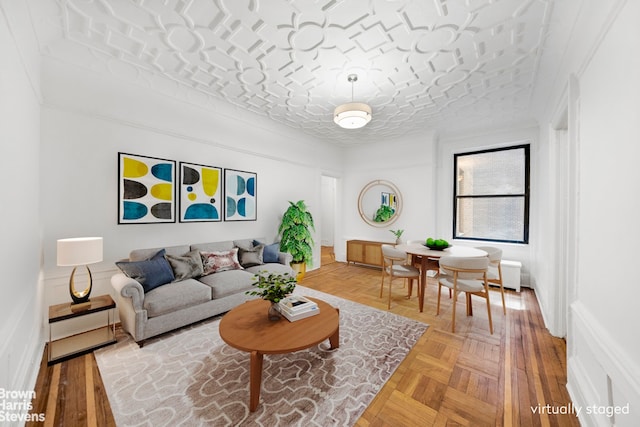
[346,239,390,267]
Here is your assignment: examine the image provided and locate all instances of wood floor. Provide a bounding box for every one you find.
[28,247,579,426]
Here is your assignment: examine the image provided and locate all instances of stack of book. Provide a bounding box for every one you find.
[277,295,319,321]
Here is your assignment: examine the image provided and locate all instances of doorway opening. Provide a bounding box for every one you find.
[320,175,338,266]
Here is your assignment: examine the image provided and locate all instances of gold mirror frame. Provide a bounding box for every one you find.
[357,180,403,227]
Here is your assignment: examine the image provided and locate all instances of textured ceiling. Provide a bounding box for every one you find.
[28,0,564,144]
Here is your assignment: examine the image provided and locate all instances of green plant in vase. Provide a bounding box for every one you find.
[246,271,297,320]
[278,200,315,281]
[390,229,404,244]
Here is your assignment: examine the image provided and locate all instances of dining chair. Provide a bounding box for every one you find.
[475,246,506,315]
[436,255,493,334]
[380,244,421,309]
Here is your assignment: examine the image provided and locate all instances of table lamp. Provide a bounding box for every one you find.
[57,237,103,305]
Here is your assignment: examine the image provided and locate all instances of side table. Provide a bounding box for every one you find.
[48,294,117,365]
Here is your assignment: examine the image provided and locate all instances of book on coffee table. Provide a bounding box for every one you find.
[277,296,319,321]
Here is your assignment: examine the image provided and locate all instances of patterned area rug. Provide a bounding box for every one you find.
[95,286,428,426]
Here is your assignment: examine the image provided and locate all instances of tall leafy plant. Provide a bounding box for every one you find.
[278,200,315,266]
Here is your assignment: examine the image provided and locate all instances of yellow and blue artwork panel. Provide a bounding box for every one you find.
[118,153,176,224]
[179,162,222,222]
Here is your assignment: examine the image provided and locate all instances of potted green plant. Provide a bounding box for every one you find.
[246,271,297,320]
[278,200,315,281]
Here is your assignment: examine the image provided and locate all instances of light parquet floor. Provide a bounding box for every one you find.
[28,248,579,426]
[309,248,579,426]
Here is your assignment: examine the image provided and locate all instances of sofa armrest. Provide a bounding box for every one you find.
[111,273,144,311]
[111,273,149,342]
[278,251,293,266]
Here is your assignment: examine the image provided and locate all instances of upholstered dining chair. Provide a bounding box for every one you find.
[475,246,506,315]
[437,255,493,334]
[380,244,421,309]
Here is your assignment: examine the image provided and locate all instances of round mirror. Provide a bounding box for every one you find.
[357,180,402,227]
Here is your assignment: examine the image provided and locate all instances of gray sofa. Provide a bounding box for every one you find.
[111,238,293,345]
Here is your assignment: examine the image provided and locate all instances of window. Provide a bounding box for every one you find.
[453,145,529,244]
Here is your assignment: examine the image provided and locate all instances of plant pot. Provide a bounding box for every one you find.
[290,262,306,282]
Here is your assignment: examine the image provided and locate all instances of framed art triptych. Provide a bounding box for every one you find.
[118,153,257,224]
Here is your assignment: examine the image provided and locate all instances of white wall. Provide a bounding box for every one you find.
[565,1,640,425]
[338,132,437,261]
[535,0,640,425]
[320,176,336,246]
[436,127,536,287]
[341,125,535,289]
[37,58,343,333]
[0,0,45,417]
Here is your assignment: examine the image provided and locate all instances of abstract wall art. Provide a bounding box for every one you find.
[179,162,222,222]
[224,169,257,221]
[118,153,176,224]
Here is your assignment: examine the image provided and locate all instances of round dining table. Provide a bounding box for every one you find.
[395,243,487,312]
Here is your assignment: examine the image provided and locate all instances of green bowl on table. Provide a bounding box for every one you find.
[424,238,450,251]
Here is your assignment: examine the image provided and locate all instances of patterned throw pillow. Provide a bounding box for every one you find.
[165,250,204,281]
[200,248,243,275]
[238,244,264,268]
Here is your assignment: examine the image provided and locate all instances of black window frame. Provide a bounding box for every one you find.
[453,144,530,244]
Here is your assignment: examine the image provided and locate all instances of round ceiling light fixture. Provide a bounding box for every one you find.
[334,74,372,129]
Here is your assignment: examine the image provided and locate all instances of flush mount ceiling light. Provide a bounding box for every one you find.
[334,74,372,129]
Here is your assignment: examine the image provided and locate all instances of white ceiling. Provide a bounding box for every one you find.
[28,0,574,144]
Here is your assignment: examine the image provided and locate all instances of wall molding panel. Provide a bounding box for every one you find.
[568,301,639,426]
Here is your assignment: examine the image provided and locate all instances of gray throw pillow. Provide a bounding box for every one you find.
[234,239,255,251]
[165,250,204,281]
[116,249,175,293]
[238,244,264,268]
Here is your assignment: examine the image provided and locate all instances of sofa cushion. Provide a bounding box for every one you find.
[130,245,191,262]
[201,248,243,275]
[197,269,255,299]
[143,279,212,317]
[233,238,256,250]
[238,244,264,268]
[245,263,295,276]
[191,241,234,253]
[116,249,175,293]
[165,250,204,281]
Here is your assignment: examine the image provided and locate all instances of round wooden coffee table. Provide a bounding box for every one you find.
[219,297,340,411]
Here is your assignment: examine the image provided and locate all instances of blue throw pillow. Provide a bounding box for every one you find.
[116,249,175,293]
[262,242,280,263]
